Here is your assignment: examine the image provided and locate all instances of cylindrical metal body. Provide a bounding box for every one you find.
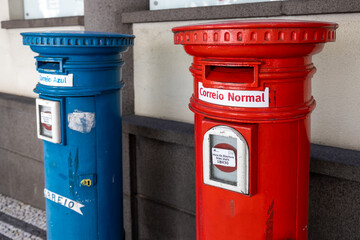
[173,20,337,240]
[22,32,134,240]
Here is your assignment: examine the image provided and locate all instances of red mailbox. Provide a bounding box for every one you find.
[173,20,337,240]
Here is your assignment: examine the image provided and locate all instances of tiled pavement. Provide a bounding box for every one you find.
[0,194,46,240]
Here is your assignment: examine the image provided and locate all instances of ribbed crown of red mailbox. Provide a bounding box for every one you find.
[173,20,338,45]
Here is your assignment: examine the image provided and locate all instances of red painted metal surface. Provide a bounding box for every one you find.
[173,20,337,240]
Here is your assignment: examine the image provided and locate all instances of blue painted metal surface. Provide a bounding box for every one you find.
[22,31,134,240]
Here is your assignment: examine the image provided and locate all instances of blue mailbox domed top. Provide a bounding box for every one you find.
[21,31,134,48]
[21,31,135,96]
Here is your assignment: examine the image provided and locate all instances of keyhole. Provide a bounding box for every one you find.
[81,179,92,187]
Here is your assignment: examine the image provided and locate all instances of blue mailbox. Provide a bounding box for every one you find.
[21,32,134,239]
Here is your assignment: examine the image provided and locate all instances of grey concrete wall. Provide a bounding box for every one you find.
[309,174,360,239]
[1,16,84,29]
[0,93,44,209]
[121,115,195,240]
[84,0,148,116]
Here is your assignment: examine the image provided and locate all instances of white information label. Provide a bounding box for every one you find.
[44,188,84,215]
[212,147,236,167]
[40,112,52,125]
[39,73,73,87]
[198,82,269,108]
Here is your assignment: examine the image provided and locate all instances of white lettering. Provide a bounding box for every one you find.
[44,188,84,215]
[198,82,269,108]
[39,73,73,87]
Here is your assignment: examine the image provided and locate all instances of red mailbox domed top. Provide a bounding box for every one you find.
[173,19,338,45]
[172,19,338,122]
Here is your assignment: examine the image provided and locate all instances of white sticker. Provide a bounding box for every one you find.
[68,110,95,133]
[39,73,73,87]
[212,147,236,167]
[40,112,52,125]
[44,188,84,215]
[198,82,269,108]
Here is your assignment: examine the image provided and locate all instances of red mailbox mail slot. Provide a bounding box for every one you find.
[173,20,338,240]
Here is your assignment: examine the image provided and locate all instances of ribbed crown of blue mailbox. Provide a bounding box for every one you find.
[22,31,134,48]
[21,31,135,96]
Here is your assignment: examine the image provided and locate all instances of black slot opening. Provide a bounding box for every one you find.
[37,61,61,72]
[205,65,254,84]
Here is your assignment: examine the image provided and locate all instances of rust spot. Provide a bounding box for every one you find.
[264,32,271,41]
[237,32,243,41]
[265,200,274,240]
[273,90,277,107]
[230,199,235,217]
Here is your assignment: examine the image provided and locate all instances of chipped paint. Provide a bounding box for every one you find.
[68,149,79,197]
[266,200,274,240]
[230,199,235,217]
[68,110,95,133]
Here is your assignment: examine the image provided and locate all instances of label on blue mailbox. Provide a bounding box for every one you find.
[39,73,73,87]
[44,188,84,215]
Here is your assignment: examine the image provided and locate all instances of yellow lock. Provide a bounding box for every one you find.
[80,179,92,187]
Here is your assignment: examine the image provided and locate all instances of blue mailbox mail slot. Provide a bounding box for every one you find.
[22,31,134,240]
[35,56,67,74]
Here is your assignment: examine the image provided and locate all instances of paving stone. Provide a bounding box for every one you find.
[0,194,46,240]
[0,194,46,231]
